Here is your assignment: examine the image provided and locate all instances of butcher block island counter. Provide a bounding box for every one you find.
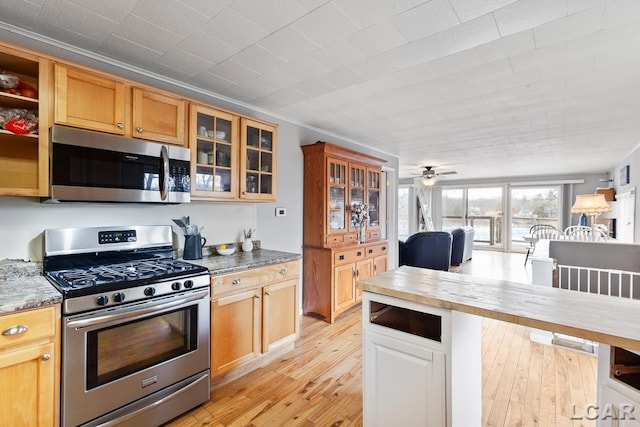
[356,266,640,427]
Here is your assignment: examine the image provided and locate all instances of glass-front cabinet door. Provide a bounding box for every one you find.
[241,118,277,201]
[349,164,366,232]
[189,104,238,199]
[367,168,381,230]
[327,158,347,233]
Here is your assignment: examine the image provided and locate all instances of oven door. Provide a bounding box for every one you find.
[62,288,210,427]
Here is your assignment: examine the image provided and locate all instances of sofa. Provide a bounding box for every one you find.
[398,231,453,271]
[450,226,474,265]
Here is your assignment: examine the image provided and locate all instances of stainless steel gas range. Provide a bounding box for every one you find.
[43,225,210,427]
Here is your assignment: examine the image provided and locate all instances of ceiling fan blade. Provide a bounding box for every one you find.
[437,171,457,176]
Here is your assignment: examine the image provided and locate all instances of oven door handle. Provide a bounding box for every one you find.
[66,290,208,329]
[96,372,209,427]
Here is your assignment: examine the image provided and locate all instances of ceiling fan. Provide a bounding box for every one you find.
[417,166,457,185]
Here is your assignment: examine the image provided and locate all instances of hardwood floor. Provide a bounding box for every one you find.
[166,251,597,426]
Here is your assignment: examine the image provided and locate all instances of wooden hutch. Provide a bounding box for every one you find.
[302,141,389,323]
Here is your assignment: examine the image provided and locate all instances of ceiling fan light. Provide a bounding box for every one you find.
[421,176,436,186]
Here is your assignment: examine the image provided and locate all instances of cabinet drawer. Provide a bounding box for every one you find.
[366,242,388,258]
[343,233,357,244]
[367,229,381,241]
[325,235,344,246]
[211,261,300,297]
[334,248,365,266]
[0,306,56,350]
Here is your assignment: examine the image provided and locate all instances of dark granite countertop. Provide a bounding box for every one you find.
[0,248,300,315]
[0,261,62,314]
[185,248,301,275]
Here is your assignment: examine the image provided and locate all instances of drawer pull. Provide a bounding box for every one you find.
[279,268,287,275]
[2,324,28,336]
[41,353,51,361]
[339,255,345,261]
[232,279,242,285]
[357,251,362,257]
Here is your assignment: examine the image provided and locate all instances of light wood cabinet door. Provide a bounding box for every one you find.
[132,87,186,145]
[373,255,388,276]
[190,104,239,199]
[211,289,261,376]
[54,64,125,134]
[355,258,373,301]
[0,341,55,427]
[240,118,277,201]
[262,279,298,353]
[334,263,356,313]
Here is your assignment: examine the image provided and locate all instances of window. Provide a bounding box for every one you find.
[510,186,561,250]
[442,188,464,230]
[398,186,411,241]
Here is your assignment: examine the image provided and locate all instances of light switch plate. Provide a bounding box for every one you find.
[275,207,286,217]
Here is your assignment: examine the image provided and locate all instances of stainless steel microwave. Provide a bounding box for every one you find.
[48,125,190,203]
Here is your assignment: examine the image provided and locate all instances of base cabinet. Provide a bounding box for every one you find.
[364,330,445,426]
[210,261,299,378]
[362,292,481,427]
[304,241,387,323]
[0,305,60,427]
[597,344,640,427]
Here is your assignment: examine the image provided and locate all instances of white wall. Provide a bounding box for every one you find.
[0,197,256,261]
[611,143,640,242]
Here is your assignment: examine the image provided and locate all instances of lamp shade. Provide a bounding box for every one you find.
[571,194,612,214]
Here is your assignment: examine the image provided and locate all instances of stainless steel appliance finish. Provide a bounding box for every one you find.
[48,125,191,204]
[43,225,210,427]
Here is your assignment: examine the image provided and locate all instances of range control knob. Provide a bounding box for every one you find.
[144,287,156,297]
[113,292,125,303]
[171,282,182,291]
[96,295,109,306]
[184,280,194,289]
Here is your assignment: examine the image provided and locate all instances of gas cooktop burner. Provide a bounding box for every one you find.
[47,259,206,293]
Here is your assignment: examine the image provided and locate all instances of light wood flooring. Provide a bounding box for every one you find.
[166,251,597,426]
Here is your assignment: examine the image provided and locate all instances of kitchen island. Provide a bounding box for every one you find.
[357,266,640,427]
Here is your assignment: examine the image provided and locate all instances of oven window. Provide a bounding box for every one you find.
[86,306,197,389]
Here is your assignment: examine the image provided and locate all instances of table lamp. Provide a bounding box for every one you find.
[571,194,611,238]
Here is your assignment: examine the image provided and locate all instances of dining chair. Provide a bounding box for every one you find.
[564,225,608,241]
[524,224,563,265]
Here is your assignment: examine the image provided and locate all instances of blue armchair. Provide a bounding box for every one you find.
[399,231,453,271]
[451,226,474,265]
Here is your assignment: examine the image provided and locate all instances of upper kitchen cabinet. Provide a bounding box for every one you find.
[131,87,186,145]
[189,104,239,200]
[302,141,386,248]
[54,64,125,135]
[54,64,187,146]
[0,42,50,197]
[240,118,277,202]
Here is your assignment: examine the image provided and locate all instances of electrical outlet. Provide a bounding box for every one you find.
[275,207,286,217]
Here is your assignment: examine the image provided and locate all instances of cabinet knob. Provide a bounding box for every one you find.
[339,255,344,261]
[136,127,143,133]
[232,279,241,285]
[382,246,386,251]
[368,249,373,254]
[254,294,260,299]
[2,324,28,336]
[116,122,124,129]
[41,353,51,361]
[357,251,362,257]
[265,291,271,296]
[279,268,287,275]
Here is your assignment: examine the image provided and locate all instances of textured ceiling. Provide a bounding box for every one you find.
[2,0,639,180]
